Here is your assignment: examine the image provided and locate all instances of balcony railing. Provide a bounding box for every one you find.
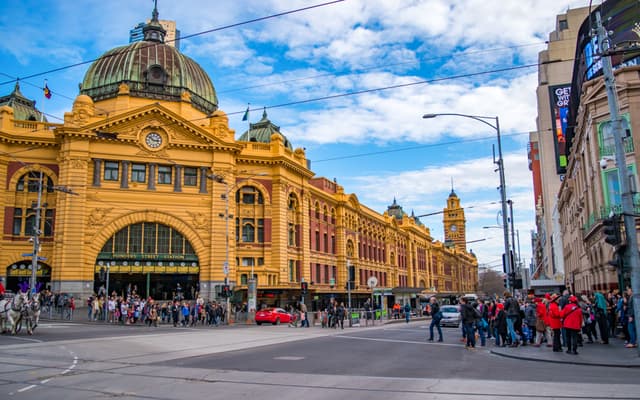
[584,202,640,232]
[599,136,635,157]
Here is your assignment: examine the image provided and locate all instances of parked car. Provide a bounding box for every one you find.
[439,305,461,327]
[255,307,293,325]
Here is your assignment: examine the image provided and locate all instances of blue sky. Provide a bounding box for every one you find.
[0,0,591,271]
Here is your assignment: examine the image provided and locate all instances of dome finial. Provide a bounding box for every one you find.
[143,0,166,43]
[152,0,159,22]
[262,107,267,119]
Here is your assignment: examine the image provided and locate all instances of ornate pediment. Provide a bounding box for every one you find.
[75,103,238,151]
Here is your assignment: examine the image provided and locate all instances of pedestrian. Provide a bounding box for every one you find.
[299,302,309,328]
[593,291,610,344]
[459,297,477,350]
[625,286,637,348]
[404,302,411,323]
[561,295,582,355]
[336,302,346,329]
[524,300,537,344]
[494,302,507,347]
[504,291,520,347]
[427,296,443,342]
[548,293,563,352]
[533,298,548,347]
[393,302,401,319]
[0,277,6,300]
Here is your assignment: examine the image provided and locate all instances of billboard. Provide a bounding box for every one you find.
[549,84,571,174]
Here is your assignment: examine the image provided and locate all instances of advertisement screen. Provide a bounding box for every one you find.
[549,85,571,174]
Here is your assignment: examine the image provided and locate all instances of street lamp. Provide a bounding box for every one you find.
[208,171,268,319]
[423,113,512,289]
[29,172,78,299]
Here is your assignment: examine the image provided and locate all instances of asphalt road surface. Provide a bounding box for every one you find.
[0,320,638,400]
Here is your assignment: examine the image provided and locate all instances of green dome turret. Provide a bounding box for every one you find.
[80,5,217,114]
[238,108,293,150]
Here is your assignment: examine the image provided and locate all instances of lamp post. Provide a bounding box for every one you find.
[423,113,512,289]
[29,171,44,299]
[208,171,268,321]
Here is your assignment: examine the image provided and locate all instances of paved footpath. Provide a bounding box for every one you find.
[2,319,640,399]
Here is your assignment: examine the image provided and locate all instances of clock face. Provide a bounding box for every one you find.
[145,132,163,149]
[450,224,457,232]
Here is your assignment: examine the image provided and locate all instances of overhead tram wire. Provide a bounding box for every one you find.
[0,0,346,87]
[1,54,564,141]
[218,41,549,94]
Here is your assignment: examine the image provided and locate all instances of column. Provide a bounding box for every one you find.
[148,163,156,190]
[120,160,129,189]
[92,159,102,187]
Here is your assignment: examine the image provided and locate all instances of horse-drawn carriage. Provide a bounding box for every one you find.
[0,283,42,335]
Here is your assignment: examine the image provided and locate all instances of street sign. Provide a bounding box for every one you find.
[22,253,46,261]
[367,276,378,288]
[223,261,229,275]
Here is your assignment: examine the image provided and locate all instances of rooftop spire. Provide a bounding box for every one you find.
[143,0,166,43]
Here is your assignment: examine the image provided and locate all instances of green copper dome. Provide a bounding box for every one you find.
[80,7,217,114]
[0,82,46,122]
[238,108,293,150]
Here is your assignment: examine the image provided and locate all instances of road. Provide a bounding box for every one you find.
[0,320,638,399]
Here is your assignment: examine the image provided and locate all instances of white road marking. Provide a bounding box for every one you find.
[338,335,466,348]
[17,385,36,393]
[273,356,305,360]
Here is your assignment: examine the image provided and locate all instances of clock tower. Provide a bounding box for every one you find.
[443,188,466,251]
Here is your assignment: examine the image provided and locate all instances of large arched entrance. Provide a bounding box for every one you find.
[5,261,51,293]
[95,222,199,300]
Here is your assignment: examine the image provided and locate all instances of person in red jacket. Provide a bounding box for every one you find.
[562,295,582,355]
[534,298,548,347]
[548,293,563,352]
[0,277,5,299]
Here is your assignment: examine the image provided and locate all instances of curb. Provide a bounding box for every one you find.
[489,348,640,368]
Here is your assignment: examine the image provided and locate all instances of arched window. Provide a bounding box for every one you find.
[242,219,255,242]
[16,173,54,193]
[236,186,264,205]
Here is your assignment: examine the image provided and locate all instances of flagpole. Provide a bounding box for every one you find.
[41,79,47,123]
[245,103,251,141]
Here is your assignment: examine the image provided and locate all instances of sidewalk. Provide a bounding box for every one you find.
[490,337,640,367]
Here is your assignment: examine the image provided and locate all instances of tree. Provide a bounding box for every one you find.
[477,269,506,298]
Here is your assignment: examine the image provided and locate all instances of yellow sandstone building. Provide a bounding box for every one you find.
[0,8,477,309]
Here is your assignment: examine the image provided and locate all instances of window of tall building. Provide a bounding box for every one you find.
[184,167,197,186]
[158,165,172,184]
[242,257,255,267]
[104,161,119,181]
[242,218,255,242]
[237,186,263,204]
[131,164,146,183]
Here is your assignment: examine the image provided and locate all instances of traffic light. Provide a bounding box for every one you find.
[301,281,308,294]
[501,251,515,274]
[603,216,622,247]
[508,272,517,289]
[98,267,106,282]
[348,265,356,282]
[221,284,231,298]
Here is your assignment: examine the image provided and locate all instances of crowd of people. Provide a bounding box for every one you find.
[427,286,637,353]
[83,292,229,327]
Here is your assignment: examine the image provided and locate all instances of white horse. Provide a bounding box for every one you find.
[0,291,28,335]
[24,292,42,335]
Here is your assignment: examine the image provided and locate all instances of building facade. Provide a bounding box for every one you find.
[533,0,640,294]
[530,7,589,282]
[0,7,477,308]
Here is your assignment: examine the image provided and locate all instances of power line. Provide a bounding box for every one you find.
[311,130,535,163]
[218,41,547,94]
[0,0,346,87]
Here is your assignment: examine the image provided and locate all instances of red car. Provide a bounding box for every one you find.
[255,307,293,325]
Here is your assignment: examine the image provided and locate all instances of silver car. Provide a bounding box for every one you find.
[439,305,461,327]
